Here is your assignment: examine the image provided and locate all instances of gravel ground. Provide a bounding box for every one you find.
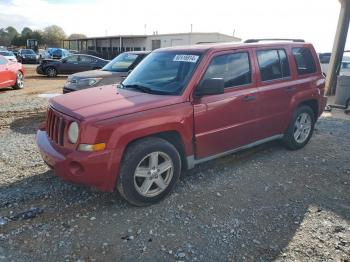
[0,69,349,261]
[0,65,65,113]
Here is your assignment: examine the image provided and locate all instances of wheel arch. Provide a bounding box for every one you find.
[297,99,319,120]
[122,130,188,170]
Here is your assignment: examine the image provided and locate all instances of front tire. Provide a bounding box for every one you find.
[283,105,315,150]
[12,71,24,89]
[46,67,57,77]
[117,137,181,206]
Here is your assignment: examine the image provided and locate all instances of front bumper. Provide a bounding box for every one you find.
[21,57,38,64]
[36,130,118,191]
[63,87,76,94]
[36,66,45,75]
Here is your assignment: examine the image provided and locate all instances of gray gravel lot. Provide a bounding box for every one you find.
[0,80,349,261]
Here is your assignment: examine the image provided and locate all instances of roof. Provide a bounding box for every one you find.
[155,41,312,54]
[64,32,239,42]
[124,51,151,55]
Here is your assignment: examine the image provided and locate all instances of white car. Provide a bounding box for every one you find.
[0,51,17,62]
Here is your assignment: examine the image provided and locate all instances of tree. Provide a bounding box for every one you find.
[11,34,25,46]
[21,27,33,37]
[5,26,18,40]
[68,33,87,40]
[31,30,43,43]
[43,25,66,47]
[0,28,11,46]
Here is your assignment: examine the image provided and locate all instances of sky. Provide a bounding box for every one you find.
[0,0,347,52]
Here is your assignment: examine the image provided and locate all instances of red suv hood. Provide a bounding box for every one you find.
[50,85,184,121]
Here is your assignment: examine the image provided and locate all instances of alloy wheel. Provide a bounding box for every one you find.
[16,72,24,88]
[133,151,174,198]
[293,112,312,143]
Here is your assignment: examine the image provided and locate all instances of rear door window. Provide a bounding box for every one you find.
[256,49,290,81]
[80,56,94,63]
[292,47,316,75]
[202,52,251,88]
[65,56,79,62]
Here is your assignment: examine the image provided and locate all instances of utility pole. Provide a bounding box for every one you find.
[325,0,350,95]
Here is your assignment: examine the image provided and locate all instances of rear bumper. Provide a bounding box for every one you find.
[319,96,328,116]
[36,130,119,191]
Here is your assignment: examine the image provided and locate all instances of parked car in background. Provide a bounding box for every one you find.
[0,55,25,89]
[339,61,350,76]
[38,49,51,62]
[36,54,109,77]
[36,39,326,206]
[0,51,17,62]
[50,48,70,60]
[17,49,38,64]
[318,52,331,64]
[63,51,150,93]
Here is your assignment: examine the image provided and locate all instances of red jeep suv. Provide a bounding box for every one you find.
[36,39,327,206]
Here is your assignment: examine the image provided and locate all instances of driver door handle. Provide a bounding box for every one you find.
[286,86,297,93]
[243,95,256,102]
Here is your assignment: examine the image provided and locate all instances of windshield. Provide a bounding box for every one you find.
[0,51,13,56]
[342,62,350,69]
[122,52,201,95]
[102,53,140,72]
[21,49,35,54]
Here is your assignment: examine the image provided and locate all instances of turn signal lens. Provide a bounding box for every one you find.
[78,143,106,152]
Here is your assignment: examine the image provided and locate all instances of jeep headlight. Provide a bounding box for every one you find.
[78,78,101,87]
[68,122,79,144]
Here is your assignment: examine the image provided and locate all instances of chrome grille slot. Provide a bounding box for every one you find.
[46,108,67,146]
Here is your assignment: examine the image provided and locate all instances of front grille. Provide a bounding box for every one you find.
[46,108,67,146]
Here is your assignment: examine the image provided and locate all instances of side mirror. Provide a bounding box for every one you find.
[62,59,67,63]
[195,78,225,97]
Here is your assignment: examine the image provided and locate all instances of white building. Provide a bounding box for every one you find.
[63,32,241,59]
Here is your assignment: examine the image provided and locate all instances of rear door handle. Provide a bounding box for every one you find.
[243,95,256,102]
[286,86,297,93]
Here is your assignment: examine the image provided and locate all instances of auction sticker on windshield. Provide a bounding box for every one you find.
[173,54,199,63]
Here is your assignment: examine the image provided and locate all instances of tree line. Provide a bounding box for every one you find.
[0,25,86,48]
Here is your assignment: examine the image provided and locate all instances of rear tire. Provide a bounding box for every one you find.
[117,137,181,206]
[283,105,315,150]
[12,71,24,89]
[46,67,57,77]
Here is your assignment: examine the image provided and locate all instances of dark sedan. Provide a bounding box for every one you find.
[63,51,149,93]
[17,49,38,64]
[36,54,109,77]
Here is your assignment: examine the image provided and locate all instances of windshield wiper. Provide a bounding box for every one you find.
[121,83,168,95]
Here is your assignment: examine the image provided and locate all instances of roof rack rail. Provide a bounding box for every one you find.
[244,38,305,43]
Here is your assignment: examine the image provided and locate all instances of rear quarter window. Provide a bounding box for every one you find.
[292,47,317,75]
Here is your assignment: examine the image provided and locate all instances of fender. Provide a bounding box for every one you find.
[87,102,195,190]
[287,84,321,123]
